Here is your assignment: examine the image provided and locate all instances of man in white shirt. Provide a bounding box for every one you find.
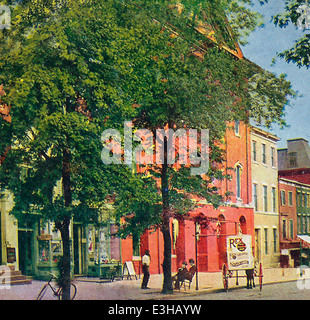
[141,250,150,289]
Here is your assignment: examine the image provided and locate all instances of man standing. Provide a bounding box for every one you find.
[141,249,150,289]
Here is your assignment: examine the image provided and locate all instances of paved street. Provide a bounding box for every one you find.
[172,281,310,300]
[1,267,310,300]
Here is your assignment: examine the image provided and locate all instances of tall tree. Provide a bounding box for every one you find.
[109,0,295,293]
[0,0,140,299]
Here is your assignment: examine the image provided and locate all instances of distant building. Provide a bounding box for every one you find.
[250,126,280,268]
[278,178,299,267]
[278,138,310,184]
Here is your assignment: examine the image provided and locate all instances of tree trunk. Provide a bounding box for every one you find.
[60,147,72,300]
[59,217,71,300]
[161,136,173,294]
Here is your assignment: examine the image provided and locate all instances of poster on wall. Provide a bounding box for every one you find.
[227,235,254,270]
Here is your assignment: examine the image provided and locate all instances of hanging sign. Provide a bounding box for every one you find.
[227,235,254,270]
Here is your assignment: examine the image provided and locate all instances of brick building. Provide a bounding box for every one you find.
[121,121,255,274]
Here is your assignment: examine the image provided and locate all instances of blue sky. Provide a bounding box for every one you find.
[241,0,310,148]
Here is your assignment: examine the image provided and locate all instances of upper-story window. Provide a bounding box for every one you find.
[235,120,240,136]
[262,143,266,164]
[272,187,276,212]
[271,147,275,167]
[280,190,286,206]
[289,152,297,168]
[288,191,293,206]
[253,183,258,211]
[236,164,242,199]
[252,140,257,162]
[263,185,268,212]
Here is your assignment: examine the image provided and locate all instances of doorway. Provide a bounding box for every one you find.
[18,231,34,275]
[255,228,260,263]
[73,224,86,275]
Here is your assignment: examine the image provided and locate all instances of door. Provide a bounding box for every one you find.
[255,229,260,263]
[73,224,86,275]
[18,231,34,275]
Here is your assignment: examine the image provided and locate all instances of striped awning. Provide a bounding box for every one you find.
[297,235,310,249]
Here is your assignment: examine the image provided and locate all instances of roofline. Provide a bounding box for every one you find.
[279,177,310,189]
[250,126,280,142]
[287,137,309,142]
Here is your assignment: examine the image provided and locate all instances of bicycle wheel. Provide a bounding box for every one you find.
[36,284,49,300]
[58,283,77,300]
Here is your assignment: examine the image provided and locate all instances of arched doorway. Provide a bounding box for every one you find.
[239,215,247,234]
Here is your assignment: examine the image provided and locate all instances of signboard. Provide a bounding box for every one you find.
[6,247,16,263]
[123,261,137,280]
[37,234,52,241]
[227,235,254,270]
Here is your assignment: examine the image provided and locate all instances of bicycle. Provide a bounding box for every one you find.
[36,273,77,300]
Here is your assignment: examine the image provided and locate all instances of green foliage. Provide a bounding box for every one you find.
[0,0,295,245]
[273,0,310,68]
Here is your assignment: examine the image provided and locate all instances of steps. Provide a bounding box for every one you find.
[2,266,32,286]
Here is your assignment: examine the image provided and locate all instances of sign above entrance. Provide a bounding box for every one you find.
[227,235,254,270]
[37,234,52,241]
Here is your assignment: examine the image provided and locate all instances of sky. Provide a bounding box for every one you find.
[240,0,310,148]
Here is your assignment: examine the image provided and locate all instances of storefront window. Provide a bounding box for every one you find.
[38,240,50,262]
[87,225,110,264]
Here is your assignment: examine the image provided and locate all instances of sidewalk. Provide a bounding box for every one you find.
[0,267,307,300]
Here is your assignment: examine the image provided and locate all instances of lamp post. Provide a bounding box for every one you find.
[195,221,199,290]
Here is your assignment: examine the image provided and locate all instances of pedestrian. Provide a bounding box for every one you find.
[141,249,151,289]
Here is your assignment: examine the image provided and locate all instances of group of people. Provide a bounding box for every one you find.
[171,259,196,289]
[140,249,196,290]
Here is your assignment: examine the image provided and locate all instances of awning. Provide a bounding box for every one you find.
[297,235,310,249]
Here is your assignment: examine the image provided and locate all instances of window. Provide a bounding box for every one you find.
[263,186,268,212]
[304,193,307,207]
[297,192,301,207]
[273,229,277,253]
[271,147,275,167]
[272,187,276,212]
[252,141,257,162]
[253,184,258,211]
[303,215,307,234]
[262,144,266,164]
[282,219,287,239]
[236,165,241,199]
[264,228,268,255]
[235,120,240,135]
[289,152,297,168]
[288,191,293,206]
[280,190,286,206]
[289,219,294,239]
[298,215,302,234]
